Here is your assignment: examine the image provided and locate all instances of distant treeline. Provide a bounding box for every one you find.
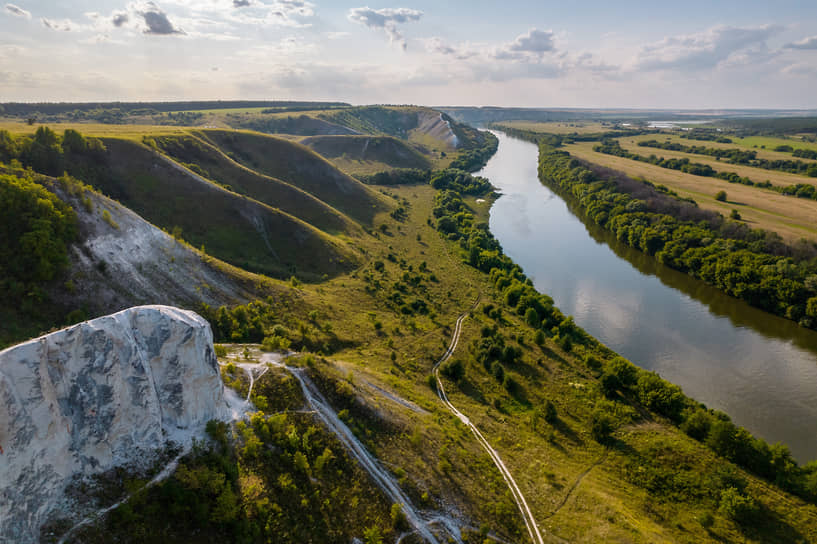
[488,124,648,145]
[636,139,817,177]
[717,117,817,135]
[679,129,733,143]
[0,100,350,117]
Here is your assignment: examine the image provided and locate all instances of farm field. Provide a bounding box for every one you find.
[564,141,817,242]
[735,135,817,153]
[615,137,817,188]
[0,121,195,141]
[627,133,817,164]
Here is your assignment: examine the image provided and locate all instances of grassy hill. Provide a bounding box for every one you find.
[196,130,389,226]
[149,134,360,236]
[68,137,359,281]
[300,134,433,175]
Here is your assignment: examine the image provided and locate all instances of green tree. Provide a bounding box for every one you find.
[715,190,727,202]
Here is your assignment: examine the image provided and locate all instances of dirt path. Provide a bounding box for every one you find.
[543,451,607,521]
[260,354,460,544]
[433,309,546,544]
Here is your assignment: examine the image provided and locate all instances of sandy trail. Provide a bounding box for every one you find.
[433,310,545,544]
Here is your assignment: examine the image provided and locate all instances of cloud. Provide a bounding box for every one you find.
[784,35,817,50]
[635,24,783,72]
[223,0,315,28]
[348,6,422,50]
[112,12,129,27]
[41,18,76,31]
[137,2,184,35]
[4,3,29,18]
[508,28,555,54]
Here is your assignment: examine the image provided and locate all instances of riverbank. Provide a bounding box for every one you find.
[480,131,817,463]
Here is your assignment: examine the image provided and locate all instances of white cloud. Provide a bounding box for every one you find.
[4,3,29,19]
[41,18,78,32]
[507,28,555,54]
[348,7,423,50]
[423,28,569,81]
[634,24,783,72]
[784,35,817,50]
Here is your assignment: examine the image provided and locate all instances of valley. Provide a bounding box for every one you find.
[2,103,817,544]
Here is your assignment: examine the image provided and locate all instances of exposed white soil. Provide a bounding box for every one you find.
[48,180,256,318]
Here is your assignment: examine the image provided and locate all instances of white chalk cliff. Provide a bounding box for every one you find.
[0,305,229,543]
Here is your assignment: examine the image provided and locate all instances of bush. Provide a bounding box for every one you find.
[718,487,758,524]
[262,335,291,351]
[715,190,727,202]
[0,172,77,303]
[440,358,465,382]
[591,411,615,444]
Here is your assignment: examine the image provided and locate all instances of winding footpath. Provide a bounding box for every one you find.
[433,310,546,544]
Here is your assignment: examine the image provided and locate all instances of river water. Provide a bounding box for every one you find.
[479,131,817,462]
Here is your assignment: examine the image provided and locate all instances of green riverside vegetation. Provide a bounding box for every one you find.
[538,144,817,330]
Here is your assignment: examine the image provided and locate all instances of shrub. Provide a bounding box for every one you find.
[591,410,616,444]
[718,487,758,524]
[440,358,465,382]
[715,190,727,202]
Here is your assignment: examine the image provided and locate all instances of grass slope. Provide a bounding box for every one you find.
[300,134,433,175]
[150,134,360,235]
[196,130,389,226]
[72,138,359,281]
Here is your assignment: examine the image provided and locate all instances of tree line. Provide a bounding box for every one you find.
[636,138,817,177]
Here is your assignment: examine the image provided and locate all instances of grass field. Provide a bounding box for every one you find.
[616,137,817,188]
[735,135,817,153]
[628,133,817,164]
[494,120,616,134]
[0,120,193,140]
[565,141,817,242]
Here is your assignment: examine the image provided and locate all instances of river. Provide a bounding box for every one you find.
[479,131,817,463]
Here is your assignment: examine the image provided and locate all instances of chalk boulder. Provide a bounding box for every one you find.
[0,305,228,542]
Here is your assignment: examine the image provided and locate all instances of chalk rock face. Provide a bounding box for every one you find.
[0,305,228,543]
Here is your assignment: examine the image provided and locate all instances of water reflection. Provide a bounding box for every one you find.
[481,131,817,462]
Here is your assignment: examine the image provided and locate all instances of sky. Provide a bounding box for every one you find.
[1,0,817,108]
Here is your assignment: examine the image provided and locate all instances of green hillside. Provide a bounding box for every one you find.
[150,134,360,236]
[196,130,388,226]
[69,137,358,281]
[300,134,433,175]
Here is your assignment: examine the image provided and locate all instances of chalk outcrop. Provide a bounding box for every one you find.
[0,305,228,543]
